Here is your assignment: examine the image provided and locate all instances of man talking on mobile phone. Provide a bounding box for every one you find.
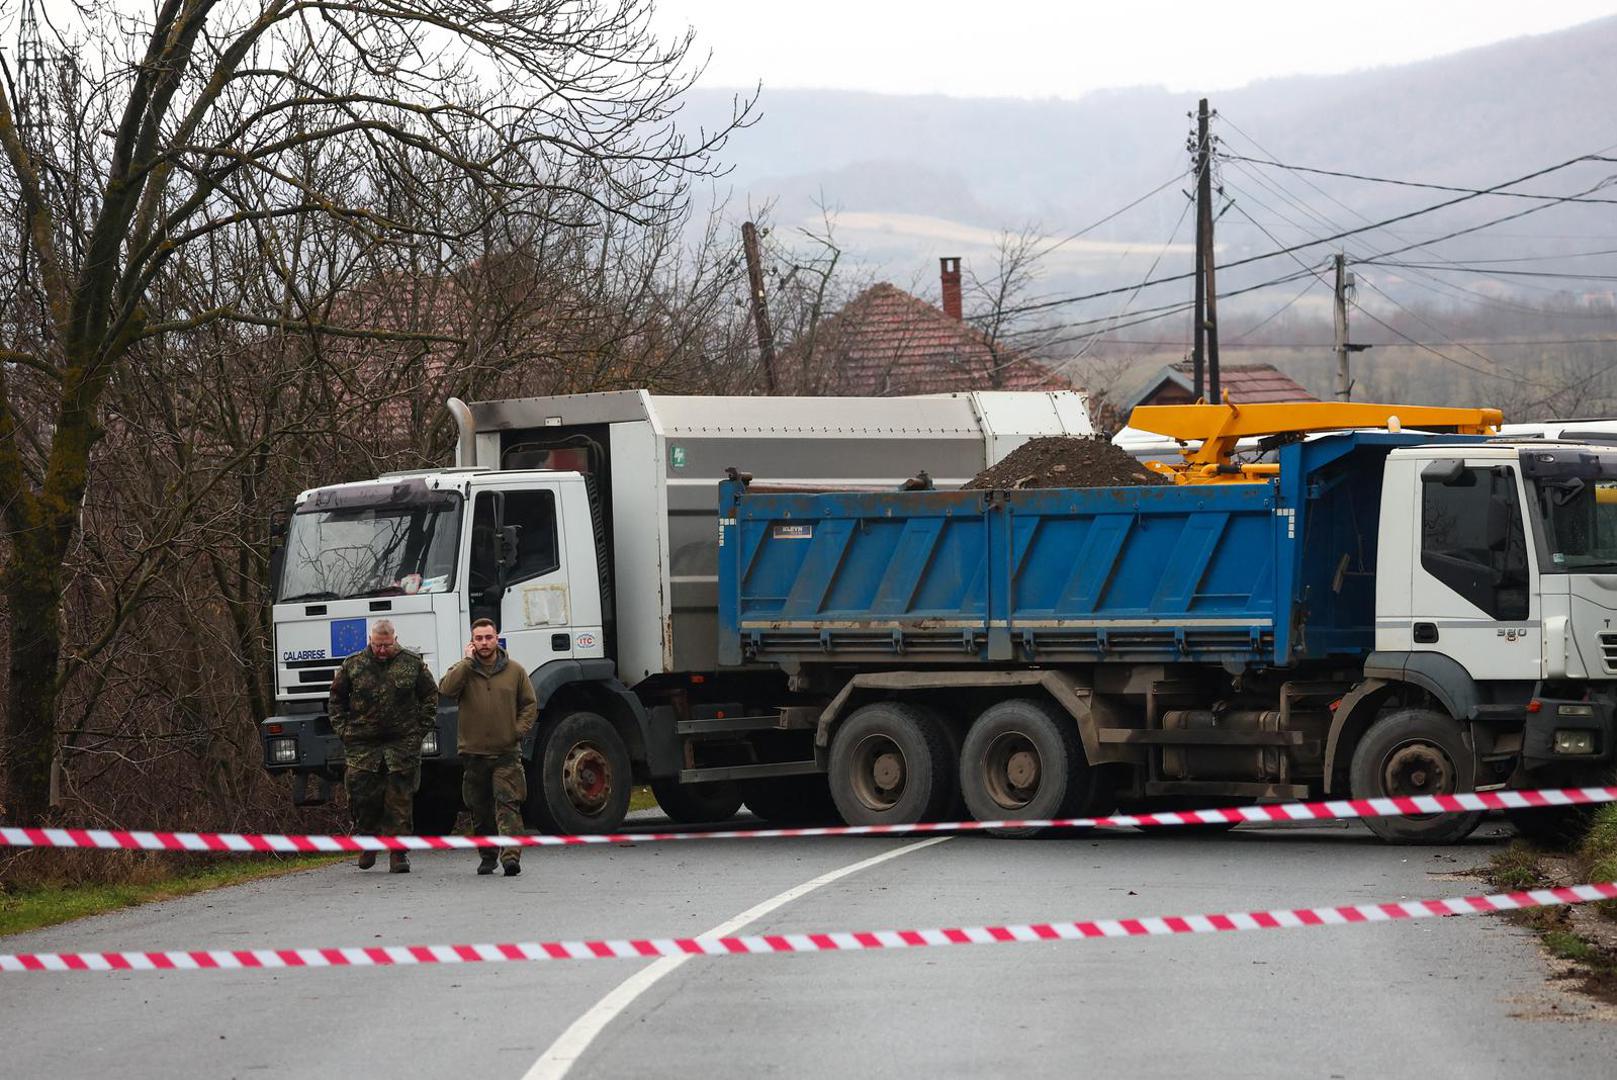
[438,619,538,876]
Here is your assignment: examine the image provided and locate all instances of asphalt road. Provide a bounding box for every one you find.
[5,817,1615,1079]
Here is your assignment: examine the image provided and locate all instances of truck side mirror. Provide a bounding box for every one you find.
[267,508,291,594]
[1421,459,1465,485]
[495,524,521,583]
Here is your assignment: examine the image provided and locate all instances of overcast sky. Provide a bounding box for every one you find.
[654,1,1617,99]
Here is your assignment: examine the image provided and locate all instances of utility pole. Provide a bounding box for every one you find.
[9,0,51,346]
[1332,253,1369,400]
[740,221,778,394]
[1204,200,1222,405]
[1193,98,1223,403]
[1189,100,1208,402]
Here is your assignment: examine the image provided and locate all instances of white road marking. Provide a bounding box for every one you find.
[522,835,952,1080]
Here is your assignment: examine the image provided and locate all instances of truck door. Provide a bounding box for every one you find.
[466,485,575,672]
[1410,459,1537,680]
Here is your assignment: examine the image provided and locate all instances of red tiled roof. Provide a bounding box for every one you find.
[778,282,1070,396]
[1163,361,1318,404]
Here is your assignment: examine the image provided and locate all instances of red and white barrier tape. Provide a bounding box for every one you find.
[3,881,1613,973]
[2,785,1613,854]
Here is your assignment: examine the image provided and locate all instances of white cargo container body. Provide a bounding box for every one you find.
[463,390,1094,684]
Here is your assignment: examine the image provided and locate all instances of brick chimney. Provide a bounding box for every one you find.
[939,257,962,320]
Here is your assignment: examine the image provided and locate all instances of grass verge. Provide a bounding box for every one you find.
[629,785,659,813]
[0,854,343,938]
[1488,803,1617,1005]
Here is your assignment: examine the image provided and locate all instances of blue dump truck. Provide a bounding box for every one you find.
[716,403,1617,843]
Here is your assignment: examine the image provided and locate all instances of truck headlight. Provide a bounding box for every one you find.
[268,737,299,764]
[1553,730,1596,755]
[421,731,439,756]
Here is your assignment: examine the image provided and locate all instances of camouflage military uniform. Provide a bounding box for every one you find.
[461,753,527,869]
[328,646,439,838]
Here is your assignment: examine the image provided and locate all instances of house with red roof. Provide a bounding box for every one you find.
[1122,360,1319,411]
[777,258,1071,396]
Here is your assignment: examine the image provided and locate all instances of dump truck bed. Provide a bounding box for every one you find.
[720,432,1448,671]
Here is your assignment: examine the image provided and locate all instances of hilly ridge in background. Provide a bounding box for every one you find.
[686,16,1617,287]
[683,16,1617,414]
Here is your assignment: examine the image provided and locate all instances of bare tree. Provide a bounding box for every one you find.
[0,0,749,824]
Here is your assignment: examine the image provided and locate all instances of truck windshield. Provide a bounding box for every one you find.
[1536,477,1617,571]
[278,498,462,601]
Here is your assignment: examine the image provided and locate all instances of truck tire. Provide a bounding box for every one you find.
[828,701,958,826]
[1349,707,1483,844]
[650,778,744,825]
[741,775,840,826]
[959,698,1094,837]
[525,710,632,835]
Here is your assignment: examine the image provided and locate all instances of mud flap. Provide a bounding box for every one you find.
[291,773,335,806]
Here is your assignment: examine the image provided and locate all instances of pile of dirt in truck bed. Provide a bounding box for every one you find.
[964,436,1172,490]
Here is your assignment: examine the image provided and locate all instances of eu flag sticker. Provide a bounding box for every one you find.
[330,618,368,658]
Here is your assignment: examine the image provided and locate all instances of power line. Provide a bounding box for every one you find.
[999,146,1617,317]
[1062,165,1199,363]
[1386,247,1617,265]
[1042,168,1192,256]
[1357,262,1617,282]
[981,167,1194,315]
[1220,181,1336,286]
[1216,113,1617,313]
[1095,337,1617,348]
[1223,153,1617,205]
[1226,274,1325,343]
[1354,169,1617,267]
[1000,266,1321,343]
[1351,273,1548,388]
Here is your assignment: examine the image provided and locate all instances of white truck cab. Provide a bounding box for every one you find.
[1375,441,1617,681]
[266,468,606,825]
[272,469,606,698]
[1329,438,1617,825]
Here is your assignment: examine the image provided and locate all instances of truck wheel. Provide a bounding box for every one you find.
[828,702,958,826]
[959,698,1092,837]
[525,711,632,835]
[741,775,840,826]
[650,779,744,825]
[1349,708,1483,844]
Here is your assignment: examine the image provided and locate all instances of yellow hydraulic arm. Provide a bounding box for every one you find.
[1127,400,1503,484]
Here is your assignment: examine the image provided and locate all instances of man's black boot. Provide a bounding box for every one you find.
[503,861,521,877]
[477,851,499,876]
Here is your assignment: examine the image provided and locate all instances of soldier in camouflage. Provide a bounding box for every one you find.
[328,619,440,873]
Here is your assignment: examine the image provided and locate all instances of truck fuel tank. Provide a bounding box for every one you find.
[1158,709,1289,783]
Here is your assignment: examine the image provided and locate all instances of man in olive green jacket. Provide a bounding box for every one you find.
[439,618,539,876]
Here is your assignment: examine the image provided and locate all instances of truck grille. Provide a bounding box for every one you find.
[1602,632,1617,673]
[283,658,340,696]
